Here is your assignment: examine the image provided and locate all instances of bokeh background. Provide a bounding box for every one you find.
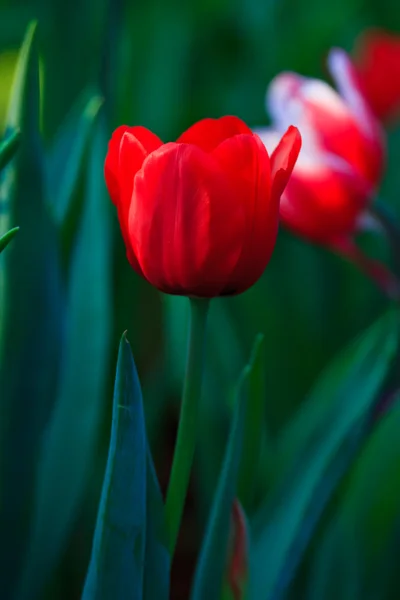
[1,0,400,598]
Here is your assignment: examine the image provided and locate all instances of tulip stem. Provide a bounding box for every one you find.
[165,297,210,557]
[370,199,400,275]
[330,236,400,300]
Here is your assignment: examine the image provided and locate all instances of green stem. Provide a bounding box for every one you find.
[165,297,210,556]
[370,200,400,276]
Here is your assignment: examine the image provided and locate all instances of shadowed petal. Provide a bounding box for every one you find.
[129,143,247,296]
[177,116,253,153]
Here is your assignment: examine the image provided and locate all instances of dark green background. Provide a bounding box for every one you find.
[0,0,399,598]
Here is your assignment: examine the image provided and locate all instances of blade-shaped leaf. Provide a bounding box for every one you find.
[340,394,400,558]
[222,500,249,600]
[249,309,398,600]
[0,22,63,597]
[45,87,103,226]
[308,394,400,600]
[0,226,19,253]
[306,503,363,600]
[309,394,400,600]
[82,333,147,599]
[143,449,170,600]
[16,112,112,599]
[237,333,265,511]
[0,129,20,171]
[364,516,400,600]
[275,311,397,475]
[191,335,263,600]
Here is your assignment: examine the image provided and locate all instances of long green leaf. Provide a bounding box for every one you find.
[0,129,20,171]
[276,309,399,477]
[307,513,362,600]
[17,111,112,599]
[0,22,63,597]
[82,333,147,599]
[143,449,170,600]
[46,88,103,226]
[237,333,265,511]
[191,335,263,600]
[0,226,19,253]
[309,394,400,600]
[249,309,398,600]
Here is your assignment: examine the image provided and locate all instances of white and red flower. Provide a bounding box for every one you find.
[256,49,385,246]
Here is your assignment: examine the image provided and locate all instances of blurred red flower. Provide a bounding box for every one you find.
[256,49,385,246]
[105,116,301,297]
[353,29,400,124]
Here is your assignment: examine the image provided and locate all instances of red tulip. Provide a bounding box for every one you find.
[256,49,385,245]
[105,116,301,297]
[353,29,400,124]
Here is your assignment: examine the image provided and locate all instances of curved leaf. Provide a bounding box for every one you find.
[0,129,20,171]
[308,394,400,600]
[249,310,398,600]
[276,310,398,476]
[46,88,103,226]
[0,226,19,253]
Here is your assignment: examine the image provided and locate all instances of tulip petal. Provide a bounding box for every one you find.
[280,159,371,243]
[104,125,132,206]
[267,68,383,187]
[328,48,380,138]
[270,125,302,204]
[104,125,162,206]
[177,116,253,152]
[212,133,275,292]
[118,131,162,273]
[353,29,400,122]
[130,143,247,296]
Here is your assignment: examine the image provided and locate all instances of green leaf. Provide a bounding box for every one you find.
[5,22,38,130]
[0,22,63,597]
[249,310,398,600]
[46,88,103,226]
[308,398,400,600]
[0,129,20,171]
[306,506,363,600]
[82,333,147,600]
[309,394,400,600]
[276,309,399,477]
[341,394,400,558]
[0,226,19,253]
[237,333,265,511]
[143,449,170,600]
[364,514,400,600]
[190,335,263,600]
[16,112,112,600]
